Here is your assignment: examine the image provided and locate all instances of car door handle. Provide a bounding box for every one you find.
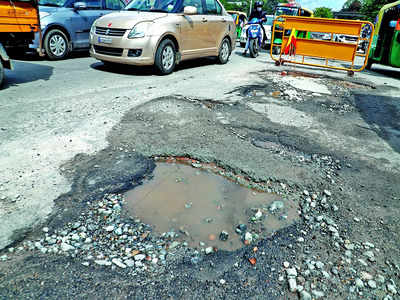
[202,18,207,23]
[221,19,227,23]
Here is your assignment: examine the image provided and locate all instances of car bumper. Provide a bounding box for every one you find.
[89,33,159,66]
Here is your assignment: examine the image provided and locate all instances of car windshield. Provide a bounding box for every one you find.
[39,0,67,6]
[274,7,298,16]
[263,17,273,26]
[125,0,184,13]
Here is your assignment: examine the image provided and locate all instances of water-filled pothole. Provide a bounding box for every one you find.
[125,163,299,251]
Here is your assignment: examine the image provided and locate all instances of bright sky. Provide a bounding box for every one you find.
[296,0,347,11]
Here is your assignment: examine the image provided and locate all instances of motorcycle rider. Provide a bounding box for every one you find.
[243,1,267,55]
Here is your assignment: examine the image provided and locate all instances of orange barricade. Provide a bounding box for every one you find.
[270,16,374,75]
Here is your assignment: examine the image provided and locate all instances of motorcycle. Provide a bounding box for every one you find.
[244,18,263,58]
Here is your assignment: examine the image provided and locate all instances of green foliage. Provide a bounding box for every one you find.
[360,0,396,22]
[342,0,362,11]
[314,7,334,18]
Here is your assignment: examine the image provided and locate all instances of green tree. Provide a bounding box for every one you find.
[314,7,334,18]
[342,0,362,11]
[361,0,395,22]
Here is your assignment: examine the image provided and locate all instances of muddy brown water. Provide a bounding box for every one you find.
[125,163,299,251]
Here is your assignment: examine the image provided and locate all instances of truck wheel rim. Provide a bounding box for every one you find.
[49,34,66,56]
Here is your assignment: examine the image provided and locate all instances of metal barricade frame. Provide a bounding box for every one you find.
[270,16,375,75]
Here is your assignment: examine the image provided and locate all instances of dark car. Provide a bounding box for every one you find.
[30,0,126,59]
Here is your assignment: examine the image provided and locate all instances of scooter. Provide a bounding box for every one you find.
[244,18,263,58]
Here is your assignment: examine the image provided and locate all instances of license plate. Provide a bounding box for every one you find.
[98,36,112,44]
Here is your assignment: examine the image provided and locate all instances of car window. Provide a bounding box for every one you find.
[182,0,203,14]
[82,0,102,8]
[205,0,221,15]
[105,0,123,9]
[215,1,221,14]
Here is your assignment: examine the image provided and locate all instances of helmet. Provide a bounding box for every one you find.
[254,1,263,8]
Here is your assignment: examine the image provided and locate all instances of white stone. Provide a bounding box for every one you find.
[125,259,135,267]
[244,232,253,243]
[361,272,373,280]
[112,258,127,269]
[134,254,146,261]
[254,210,262,219]
[368,280,377,289]
[355,278,364,288]
[94,260,112,266]
[205,247,213,254]
[387,284,397,294]
[104,225,114,232]
[286,267,297,278]
[288,278,297,292]
[60,242,74,252]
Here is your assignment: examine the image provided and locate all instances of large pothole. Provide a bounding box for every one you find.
[125,162,299,251]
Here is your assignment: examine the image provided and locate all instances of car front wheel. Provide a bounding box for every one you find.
[217,38,231,64]
[155,39,176,75]
[44,29,69,60]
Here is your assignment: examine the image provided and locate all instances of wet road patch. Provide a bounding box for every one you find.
[125,162,299,251]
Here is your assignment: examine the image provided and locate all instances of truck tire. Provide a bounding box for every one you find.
[155,39,176,75]
[44,29,70,60]
[0,60,4,88]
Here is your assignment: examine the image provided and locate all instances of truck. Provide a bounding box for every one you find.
[0,0,41,87]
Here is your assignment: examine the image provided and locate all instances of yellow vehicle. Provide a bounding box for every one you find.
[272,3,313,54]
[227,10,247,39]
[0,0,41,86]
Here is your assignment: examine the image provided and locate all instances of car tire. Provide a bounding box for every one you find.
[365,60,373,70]
[272,46,280,55]
[217,38,231,64]
[44,29,69,60]
[249,39,259,58]
[240,42,246,48]
[0,61,4,88]
[155,39,176,75]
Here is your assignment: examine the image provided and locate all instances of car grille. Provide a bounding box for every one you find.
[95,27,126,37]
[93,45,123,56]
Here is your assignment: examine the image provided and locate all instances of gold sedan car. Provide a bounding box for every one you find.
[89,0,236,74]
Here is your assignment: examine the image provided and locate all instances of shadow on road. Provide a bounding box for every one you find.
[3,61,53,89]
[354,93,400,154]
[90,57,217,76]
[9,50,91,62]
[368,67,400,79]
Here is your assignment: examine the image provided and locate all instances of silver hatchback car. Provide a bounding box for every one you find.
[89,0,236,74]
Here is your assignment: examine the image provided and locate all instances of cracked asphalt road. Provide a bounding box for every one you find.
[1,49,400,299]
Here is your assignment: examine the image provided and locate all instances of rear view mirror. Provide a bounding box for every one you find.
[74,2,87,9]
[183,6,197,15]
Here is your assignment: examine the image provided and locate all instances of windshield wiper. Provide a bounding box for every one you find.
[39,2,60,6]
[125,7,139,10]
[149,8,167,12]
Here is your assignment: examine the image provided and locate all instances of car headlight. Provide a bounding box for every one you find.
[39,11,50,18]
[90,22,96,35]
[128,22,152,39]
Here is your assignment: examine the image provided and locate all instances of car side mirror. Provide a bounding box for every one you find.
[74,2,87,10]
[183,6,197,15]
